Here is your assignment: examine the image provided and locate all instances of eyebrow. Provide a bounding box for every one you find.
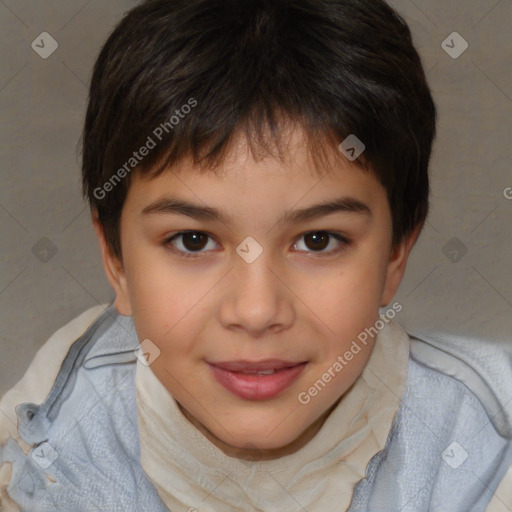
[141,196,371,225]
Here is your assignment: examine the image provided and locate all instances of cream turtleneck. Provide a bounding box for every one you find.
[135,320,410,512]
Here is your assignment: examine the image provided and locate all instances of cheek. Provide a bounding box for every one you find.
[123,246,200,342]
[349,240,391,306]
[300,254,389,364]
[310,259,386,323]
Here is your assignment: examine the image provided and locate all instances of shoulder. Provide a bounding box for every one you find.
[351,326,512,512]
[0,304,108,446]
[396,330,512,510]
[0,304,107,510]
[0,307,165,511]
[407,329,512,439]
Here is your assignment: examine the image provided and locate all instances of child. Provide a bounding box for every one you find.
[1,0,511,510]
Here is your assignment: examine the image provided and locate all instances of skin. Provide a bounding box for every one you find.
[93,126,418,461]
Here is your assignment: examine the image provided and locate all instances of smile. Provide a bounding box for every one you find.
[207,360,308,400]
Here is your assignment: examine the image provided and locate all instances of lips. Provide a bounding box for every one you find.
[208,359,308,400]
[210,359,305,373]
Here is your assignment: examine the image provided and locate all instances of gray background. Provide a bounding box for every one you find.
[0,0,511,395]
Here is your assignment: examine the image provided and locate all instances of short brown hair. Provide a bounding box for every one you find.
[81,0,437,260]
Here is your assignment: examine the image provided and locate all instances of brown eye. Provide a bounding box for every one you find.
[293,231,350,257]
[304,232,330,251]
[165,231,218,258]
[181,232,208,251]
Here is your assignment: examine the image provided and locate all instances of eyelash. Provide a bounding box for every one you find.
[163,231,351,259]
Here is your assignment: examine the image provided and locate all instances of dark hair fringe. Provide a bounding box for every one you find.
[81,0,437,259]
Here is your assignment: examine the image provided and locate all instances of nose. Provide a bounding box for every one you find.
[218,252,295,337]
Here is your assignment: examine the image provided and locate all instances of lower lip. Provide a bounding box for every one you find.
[208,363,307,400]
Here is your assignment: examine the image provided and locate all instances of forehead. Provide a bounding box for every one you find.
[140,123,372,186]
[124,122,386,220]
[125,132,387,231]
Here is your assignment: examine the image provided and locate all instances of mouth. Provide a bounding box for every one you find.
[207,359,308,400]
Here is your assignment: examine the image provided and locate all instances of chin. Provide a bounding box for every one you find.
[225,433,300,455]
[221,417,310,452]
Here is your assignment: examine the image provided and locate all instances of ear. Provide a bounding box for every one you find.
[92,211,133,316]
[380,224,421,306]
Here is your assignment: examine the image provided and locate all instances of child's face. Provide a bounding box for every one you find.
[98,128,413,456]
